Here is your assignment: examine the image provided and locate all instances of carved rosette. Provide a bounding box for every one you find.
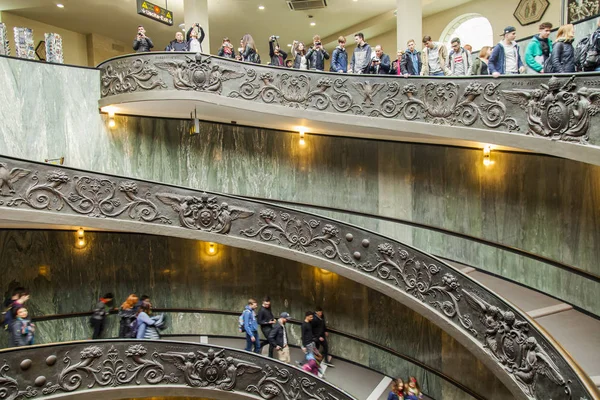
[0,157,594,400]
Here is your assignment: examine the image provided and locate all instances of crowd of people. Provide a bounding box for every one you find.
[132,19,600,76]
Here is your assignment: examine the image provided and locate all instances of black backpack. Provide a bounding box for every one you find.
[575,32,599,71]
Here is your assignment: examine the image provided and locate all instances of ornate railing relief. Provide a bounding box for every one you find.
[0,156,596,400]
[98,53,600,146]
[0,341,352,400]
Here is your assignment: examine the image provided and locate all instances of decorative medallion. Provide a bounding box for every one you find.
[514,0,550,26]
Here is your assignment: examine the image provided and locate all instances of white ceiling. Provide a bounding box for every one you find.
[0,0,473,59]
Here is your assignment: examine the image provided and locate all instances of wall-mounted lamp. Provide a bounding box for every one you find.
[75,227,86,248]
[483,145,494,166]
[207,242,217,255]
[299,129,306,146]
[101,106,117,129]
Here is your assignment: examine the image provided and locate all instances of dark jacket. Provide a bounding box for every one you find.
[268,321,287,348]
[387,392,402,400]
[242,45,260,64]
[488,41,524,74]
[471,58,490,75]
[306,46,330,71]
[301,321,314,346]
[293,53,307,69]
[118,307,136,338]
[400,50,422,75]
[257,306,275,328]
[269,41,288,67]
[551,39,576,73]
[390,59,402,75]
[165,40,188,52]
[11,318,34,347]
[91,300,108,321]
[133,37,154,53]
[311,313,327,341]
[368,53,391,74]
[217,46,236,59]
[330,46,348,72]
[186,26,205,52]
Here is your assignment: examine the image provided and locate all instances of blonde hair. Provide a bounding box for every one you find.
[241,34,256,51]
[557,24,575,40]
[479,46,491,59]
[338,36,346,43]
[313,35,321,42]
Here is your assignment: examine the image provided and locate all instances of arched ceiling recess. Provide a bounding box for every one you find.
[0,155,597,400]
[0,340,352,399]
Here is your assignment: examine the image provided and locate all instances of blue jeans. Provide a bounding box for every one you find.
[430,71,444,76]
[245,331,261,353]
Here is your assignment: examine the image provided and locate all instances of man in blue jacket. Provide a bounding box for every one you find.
[330,36,348,73]
[242,299,260,353]
[489,26,525,76]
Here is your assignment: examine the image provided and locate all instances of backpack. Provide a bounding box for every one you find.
[128,317,138,338]
[575,32,599,71]
[238,309,249,333]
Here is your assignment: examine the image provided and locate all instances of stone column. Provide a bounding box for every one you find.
[396,0,422,52]
[184,0,210,54]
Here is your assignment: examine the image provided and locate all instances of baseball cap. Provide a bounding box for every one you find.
[280,312,291,319]
[501,26,516,36]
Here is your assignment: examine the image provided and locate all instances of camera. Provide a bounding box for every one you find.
[315,41,322,46]
[372,57,380,63]
[270,35,280,41]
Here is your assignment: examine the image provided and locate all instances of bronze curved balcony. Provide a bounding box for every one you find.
[0,339,353,400]
[97,52,600,166]
[0,155,597,400]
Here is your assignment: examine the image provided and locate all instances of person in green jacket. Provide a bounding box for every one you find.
[525,22,553,73]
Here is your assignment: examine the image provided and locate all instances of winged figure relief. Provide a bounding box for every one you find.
[156,193,254,233]
[514,337,566,397]
[0,163,31,195]
[502,76,600,142]
[156,57,244,94]
[352,81,384,106]
[219,356,262,390]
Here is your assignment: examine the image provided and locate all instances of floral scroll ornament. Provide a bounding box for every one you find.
[371,81,518,131]
[247,365,341,400]
[0,361,36,399]
[6,168,170,223]
[101,58,167,96]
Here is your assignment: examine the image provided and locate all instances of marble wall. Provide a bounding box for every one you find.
[0,230,511,400]
[0,56,598,316]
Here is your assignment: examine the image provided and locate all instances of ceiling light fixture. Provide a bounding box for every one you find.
[56,3,65,8]
[310,22,316,26]
[299,129,306,146]
[258,5,265,10]
[287,43,292,47]
[483,145,494,166]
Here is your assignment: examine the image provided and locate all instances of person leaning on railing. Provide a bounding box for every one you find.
[306,35,330,71]
[330,36,348,73]
[550,24,576,73]
[471,46,492,75]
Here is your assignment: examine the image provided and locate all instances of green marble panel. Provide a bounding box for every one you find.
[0,229,509,399]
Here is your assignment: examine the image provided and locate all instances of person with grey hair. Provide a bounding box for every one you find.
[368,45,391,74]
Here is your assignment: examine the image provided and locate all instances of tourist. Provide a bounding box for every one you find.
[90,292,113,340]
[3,287,28,347]
[240,34,260,64]
[301,311,317,359]
[242,298,261,353]
[420,35,450,76]
[401,40,422,75]
[369,45,391,74]
[11,307,34,347]
[391,50,404,75]
[551,24,576,73]
[133,26,153,52]
[471,46,492,75]
[404,376,423,400]
[217,37,236,59]
[165,31,188,52]
[306,35,330,71]
[285,59,293,68]
[258,296,276,357]
[268,312,291,363]
[268,36,288,67]
[135,303,156,339]
[448,37,471,76]
[292,41,308,69]
[525,22,553,74]
[350,32,372,74]
[312,307,333,366]
[330,36,348,73]
[489,26,525,76]
[118,294,139,338]
[387,378,405,400]
[186,23,205,53]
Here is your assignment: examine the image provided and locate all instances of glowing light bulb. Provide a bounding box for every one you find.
[78,239,85,247]
[108,117,116,128]
[208,243,216,254]
[258,5,265,10]
[77,228,84,237]
[482,145,494,166]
